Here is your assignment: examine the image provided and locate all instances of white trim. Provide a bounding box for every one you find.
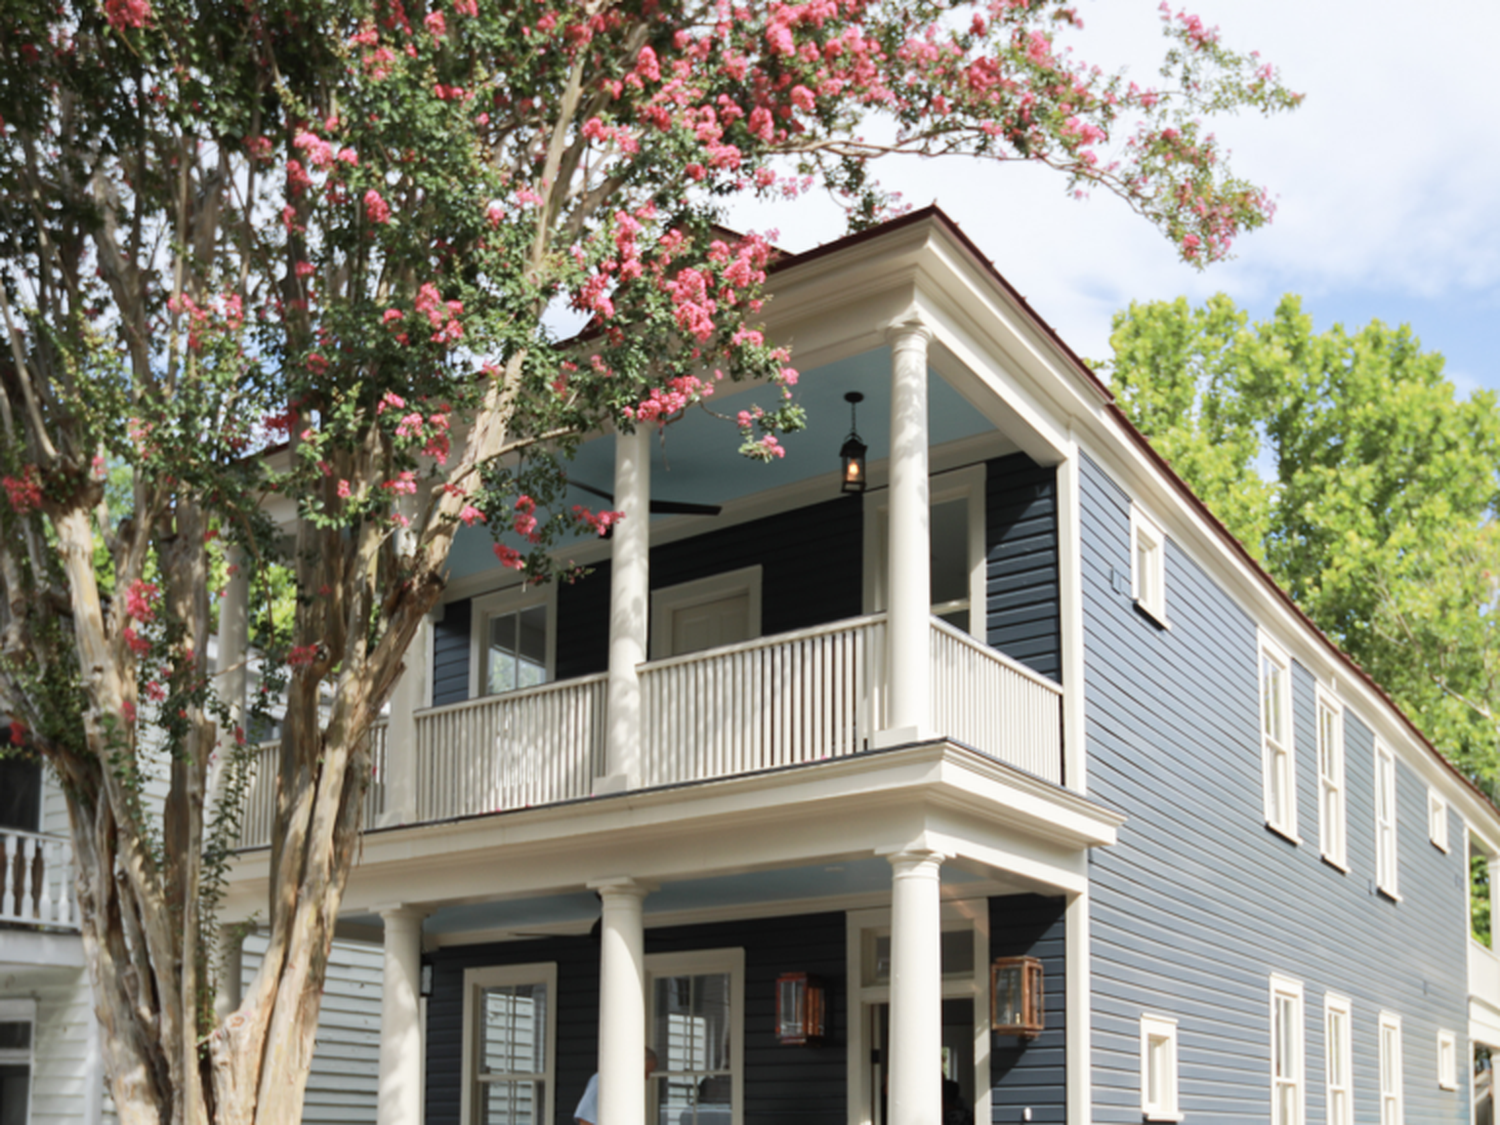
[649,565,763,660]
[467,582,558,700]
[1376,741,1400,898]
[1269,974,1305,1125]
[1260,634,1298,842]
[1316,687,1348,870]
[459,962,558,1125]
[1130,504,1168,627]
[644,948,745,1125]
[1378,1011,1403,1125]
[1324,993,1353,1125]
[1429,789,1451,853]
[1437,1028,1457,1090]
[1139,1012,1180,1121]
[1064,892,1091,1125]
[1057,439,1087,796]
[0,997,37,1125]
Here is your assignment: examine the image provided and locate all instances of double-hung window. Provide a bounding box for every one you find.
[471,586,555,697]
[1375,742,1399,897]
[1317,690,1346,868]
[1261,636,1297,839]
[461,964,556,1125]
[647,949,744,1125]
[1270,975,1304,1125]
[0,999,35,1125]
[1378,1012,1403,1125]
[1324,994,1352,1125]
[1140,1013,1180,1121]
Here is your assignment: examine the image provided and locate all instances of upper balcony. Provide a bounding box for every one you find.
[0,827,77,933]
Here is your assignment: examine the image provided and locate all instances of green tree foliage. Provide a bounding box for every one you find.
[1104,294,1500,799]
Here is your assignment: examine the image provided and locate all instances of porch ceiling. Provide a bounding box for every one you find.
[443,349,1007,582]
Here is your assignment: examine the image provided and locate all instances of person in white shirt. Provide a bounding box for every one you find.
[574,1047,658,1125]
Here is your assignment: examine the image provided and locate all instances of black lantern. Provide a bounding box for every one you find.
[991,956,1044,1039]
[840,392,867,493]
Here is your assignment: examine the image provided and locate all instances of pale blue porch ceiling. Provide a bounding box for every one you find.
[445,348,996,582]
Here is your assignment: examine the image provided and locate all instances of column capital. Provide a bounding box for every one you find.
[589,876,656,899]
[880,846,948,877]
[883,317,934,349]
[375,903,429,926]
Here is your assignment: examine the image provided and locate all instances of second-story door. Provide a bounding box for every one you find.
[670,594,750,656]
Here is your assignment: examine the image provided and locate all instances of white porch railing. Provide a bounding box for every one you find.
[416,674,608,822]
[0,827,76,929]
[639,613,888,788]
[1472,939,1500,1014]
[238,720,388,849]
[930,618,1064,784]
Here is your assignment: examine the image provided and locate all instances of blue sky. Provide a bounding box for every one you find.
[727,0,1500,397]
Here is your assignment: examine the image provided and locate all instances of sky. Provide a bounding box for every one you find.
[725,0,1500,396]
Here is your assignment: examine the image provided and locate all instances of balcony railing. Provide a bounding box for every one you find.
[238,720,388,849]
[0,827,77,930]
[1472,939,1500,1014]
[236,614,1064,843]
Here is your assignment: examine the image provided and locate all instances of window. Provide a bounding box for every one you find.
[1325,994,1352,1125]
[471,585,555,697]
[1428,790,1450,853]
[1317,691,1347,868]
[1140,1013,1180,1121]
[0,999,35,1125]
[1437,1029,1457,1090]
[1270,975,1304,1125]
[460,964,556,1125]
[1378,1012,1402,1125]
[0,754,41,832]
[1261,636,1297,840]
[865,467,985,637]
[1376,742,1399,897]
[650,567,762,659]
[646,950,744,1125]
[1131,506,1167,624]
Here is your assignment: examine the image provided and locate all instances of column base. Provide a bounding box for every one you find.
[871,726,936,750]
[592,773,630,795]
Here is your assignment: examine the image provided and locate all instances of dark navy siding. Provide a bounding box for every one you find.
[423,912,846,1125]
[431,598,472,707]
[990,895,1067,1123]
[985,455,1060,683]
[1080,453,1470,1125]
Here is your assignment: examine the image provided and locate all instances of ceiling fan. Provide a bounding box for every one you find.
[568,478,721,517]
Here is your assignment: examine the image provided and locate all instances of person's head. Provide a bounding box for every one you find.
[645,1047,658,1078]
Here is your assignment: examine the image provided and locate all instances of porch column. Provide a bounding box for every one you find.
[215,548,250,729]
[213,925,246,1022]
[593,878,651,1125]
[885,320,934,739]
[602,424,651,792]
[378,905,426,1125]
[886,848,945,1125]
[379,615,430,827]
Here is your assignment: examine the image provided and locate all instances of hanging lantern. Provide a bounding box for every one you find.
[840,392,867,493]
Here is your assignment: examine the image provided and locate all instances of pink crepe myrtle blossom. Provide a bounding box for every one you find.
[459,505,485,526]
[364,189,392,223]
[125,579,160,624]
[572,506,624,536]
[493,544,524,570]
[121,627,151,657]
[103,0,152,31]
[286,644,319,668]
[2,466,43,514]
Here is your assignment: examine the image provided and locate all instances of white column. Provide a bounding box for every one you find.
[214,926,247,1022]
[378,906,426,1125]
[886,849,945,1125]
[601,425,651,793]
[379,615,430,827]
[885,321,934,739]
[593,879,650,1125]
[216,549,251,728]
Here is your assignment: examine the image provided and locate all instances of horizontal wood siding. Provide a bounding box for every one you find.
[424,912,846,1125]
[985,455,1060,682]
[990,895,1067,1122]
[432,598,473,707]
[1080,453,1470,1125]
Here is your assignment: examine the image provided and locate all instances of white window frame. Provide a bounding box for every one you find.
[863,466,986,638]
[1436,1028,1457,1091]
[1428,789,1450,853]
[649,566,763,660]
[1270,974,1304,1125]
[645,948,745,1125]
[1378,1011,1403,1125]
[1139,1013,1180,1121]
[1260,634,1298,842]
[1130,504,1168,626]
[1324,994,1353,1125]
[1375,741,1399,898]
[468,582,558,698]
[1317,688,1347,870]
[459,962,558,1125]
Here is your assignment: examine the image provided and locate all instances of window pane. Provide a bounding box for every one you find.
[517,606,548,687]
[930,500,969,606]
[480,983,547,1076]
[484,1080,540,1125]
[0,1024,30,1052]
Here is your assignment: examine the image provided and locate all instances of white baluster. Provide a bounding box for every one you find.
[37,838,55,924]
[19,835,36,922]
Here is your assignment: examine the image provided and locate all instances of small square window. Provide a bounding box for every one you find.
[1131,506,1168,625]
[1429,790,1450,853]
[1437,1029,1457,1090]
[1140,1013,1180,1121]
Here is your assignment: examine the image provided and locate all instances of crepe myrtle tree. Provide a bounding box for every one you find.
[0,0,1299,1120]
